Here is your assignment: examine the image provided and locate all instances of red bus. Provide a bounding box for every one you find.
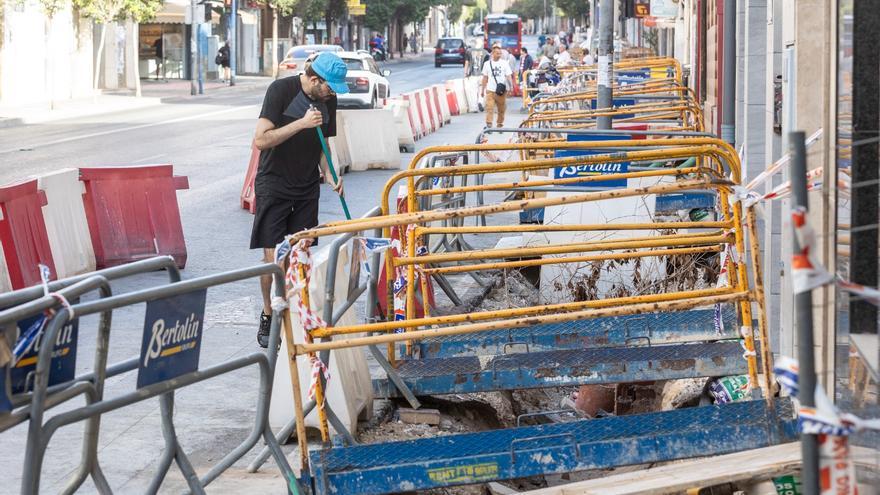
[485,13,522,58]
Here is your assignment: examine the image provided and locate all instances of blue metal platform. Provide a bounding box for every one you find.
[407,306,738,359]
[309,398,797,495]
[375,340,749,398]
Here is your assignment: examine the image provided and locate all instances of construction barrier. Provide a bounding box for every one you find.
[463,76,482,113]
[423,88,441,131]
[0,259,300,493]
[0,243,11,293]
[0,179,55,289]
[80,165,189,269]
[269,232,373,435]
[416,90,436,134]
[401,93,425,139]
[37,169,97,280]
[240,145,259,214]
[384,99,417,152]
[340,109,401,171]
[444,81,461,116]
[447,79,469,114]
[433,84,452,124]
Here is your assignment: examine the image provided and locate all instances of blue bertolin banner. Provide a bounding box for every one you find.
[553,134,631,188]
[137,289,207,389]
[1,368,12,413]
[9,312,79,395]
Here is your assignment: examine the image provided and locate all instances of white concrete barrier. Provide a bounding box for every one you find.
[463,76,482,113]
[340,109,401,171]
[328,113,353,173]
[320,135,349,176]
[416,91,435,134]
[422,88,441,129]
[433,84,452,124]
[448,79,469,114]
[402,93,426,138]
[385,98,417,153]
[270,241,373,435]
[37,169,96,279]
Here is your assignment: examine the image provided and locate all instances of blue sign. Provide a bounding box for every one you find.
[137,289,207,389]
[553,134,631,188]
[9,312,79,395]
[590,98,636,119]
[1,368,12,413]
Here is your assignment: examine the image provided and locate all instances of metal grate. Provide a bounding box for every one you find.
[414,305,739,358]
[314,398,795,472]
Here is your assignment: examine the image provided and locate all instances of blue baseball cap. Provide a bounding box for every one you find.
[310,52,349,95]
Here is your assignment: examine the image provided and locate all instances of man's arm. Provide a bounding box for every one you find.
[481,75,488,96]
[253,108,322,150]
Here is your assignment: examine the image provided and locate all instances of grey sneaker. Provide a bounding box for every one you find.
[257,312,272,348]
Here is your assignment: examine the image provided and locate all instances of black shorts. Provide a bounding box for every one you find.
[249,194,320,250]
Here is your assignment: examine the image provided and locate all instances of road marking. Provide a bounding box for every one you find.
[0,104,259,155]
[132,153,167,164]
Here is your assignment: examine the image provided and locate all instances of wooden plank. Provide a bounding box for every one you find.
[520,443,879,495]
[521,443,802,495]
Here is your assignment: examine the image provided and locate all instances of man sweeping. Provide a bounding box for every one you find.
[250,51,348,347]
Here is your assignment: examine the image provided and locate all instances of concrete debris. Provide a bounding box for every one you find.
[398,407,441,425]
[661,378,710,411]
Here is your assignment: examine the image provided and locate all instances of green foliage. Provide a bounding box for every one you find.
[72,0,161,23]
[505,0,544,20]
[252,0,296,16]
[555,0,588,21]
[40,0,68,18]
[445,0,463,23]
[365,0,442,32]
[295,0,323,23]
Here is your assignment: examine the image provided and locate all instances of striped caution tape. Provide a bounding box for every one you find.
[284,239,330,402]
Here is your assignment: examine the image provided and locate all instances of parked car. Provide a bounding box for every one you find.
[336,51,392,109]
[277,44,343,78]
[435,37,467,67]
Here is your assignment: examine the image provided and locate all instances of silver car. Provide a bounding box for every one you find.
[277,44,343,78]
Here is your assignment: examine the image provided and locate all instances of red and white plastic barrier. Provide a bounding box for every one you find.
[0,164,189,293]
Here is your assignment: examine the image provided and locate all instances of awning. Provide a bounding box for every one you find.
[153,0,221,24]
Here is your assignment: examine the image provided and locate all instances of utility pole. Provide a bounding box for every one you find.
[189,0,197,95]
[597,0,613,130]
[791,131,820,495]
[720,0,735,144]
[230,0,237,86]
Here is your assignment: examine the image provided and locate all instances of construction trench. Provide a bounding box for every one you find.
[263,57,801,495]
[5,55,875,494]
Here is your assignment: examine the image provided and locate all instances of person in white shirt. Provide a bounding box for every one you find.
[583,49,595,66]
[480,43,514,128]
[555,44,572,67]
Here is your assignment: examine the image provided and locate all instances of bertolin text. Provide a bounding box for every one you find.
[143,314,201,367]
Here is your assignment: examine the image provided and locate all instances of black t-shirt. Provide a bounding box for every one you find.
[255,76,337,200]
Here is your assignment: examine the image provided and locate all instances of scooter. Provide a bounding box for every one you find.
[370,46,386,62]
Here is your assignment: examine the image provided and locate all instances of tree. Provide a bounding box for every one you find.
[555,0,588,26]
[324,0,346,44]
[254,0,296,77]
[505,0,544,21]
[74,0,161,93]
[445,0,462,25]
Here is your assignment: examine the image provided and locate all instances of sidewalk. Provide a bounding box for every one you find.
[0,75,272,129]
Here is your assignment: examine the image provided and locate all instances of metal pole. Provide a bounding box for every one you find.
[720,0,735,144]
[196,15,204,95]
[849,0,878,336]
[230,0,237,86]
[597,0,613,130]
[189,0,197,95]
[790,131,819,495]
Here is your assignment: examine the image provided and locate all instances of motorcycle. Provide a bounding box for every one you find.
[369,45,386,62]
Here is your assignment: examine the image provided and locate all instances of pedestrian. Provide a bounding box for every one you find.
[250,52,348,347]
[583,49,595,66]
[480,43,513,128]
[216,41,231,83]
[541,37,557,60]
[519,46,534,82]
[402,33,408,58]
[538,33,546,48]
[153,37,163,80]
[410,33,418,54]
[555,43,572,67]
